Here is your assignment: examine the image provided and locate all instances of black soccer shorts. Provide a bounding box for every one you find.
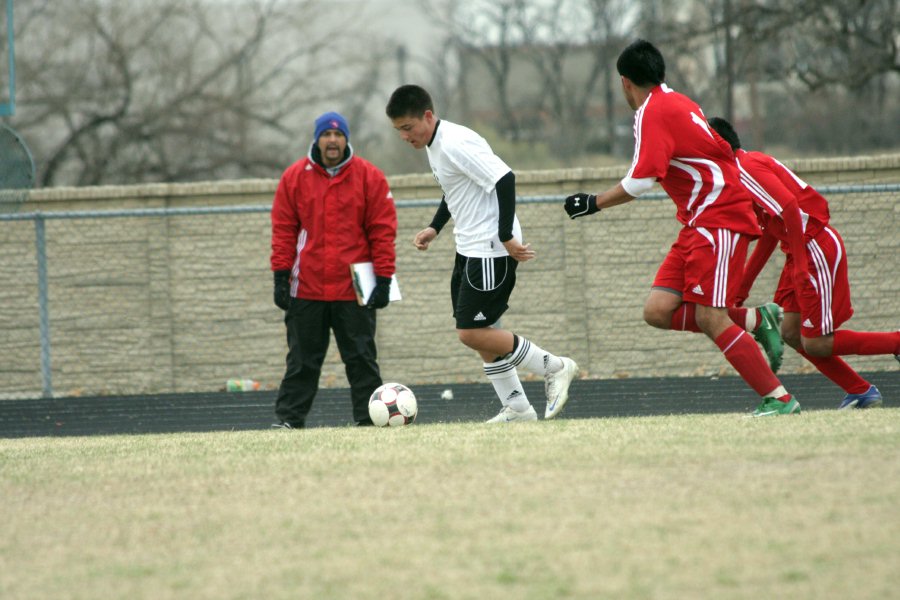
[450,252,518,329]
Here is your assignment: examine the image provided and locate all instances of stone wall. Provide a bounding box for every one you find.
[1,155,898,398]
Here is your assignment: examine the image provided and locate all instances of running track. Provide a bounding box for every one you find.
[1,371,897,437]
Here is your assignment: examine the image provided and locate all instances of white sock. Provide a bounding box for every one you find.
[764,385,789,400]
[483,359,531,412]
[745,309,758,332]
[506,335,563,376]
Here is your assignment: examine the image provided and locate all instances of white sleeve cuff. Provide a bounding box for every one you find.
[621,176,656,197]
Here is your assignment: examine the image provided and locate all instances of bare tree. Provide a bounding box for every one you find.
[441,0,529,141]
[423,0,632,159]
[516,0,631,156]
[12,0,896,185]
[738,0,899,90]
[630,0,899,153]
[9,0,391,187]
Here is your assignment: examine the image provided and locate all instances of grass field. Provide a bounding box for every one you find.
[2,410,898,599]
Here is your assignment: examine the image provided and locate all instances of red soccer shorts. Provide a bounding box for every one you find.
[774,225,853,337]
[653,226,750,308]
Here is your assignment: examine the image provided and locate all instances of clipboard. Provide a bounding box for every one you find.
[350,262,402,306]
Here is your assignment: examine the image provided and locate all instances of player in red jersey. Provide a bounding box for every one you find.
[709,116,899,409]
[563,39,800,416]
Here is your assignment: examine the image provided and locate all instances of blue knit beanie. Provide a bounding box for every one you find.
[314,112,350,141]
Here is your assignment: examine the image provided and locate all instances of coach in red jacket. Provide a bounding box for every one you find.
[270,111,398,428]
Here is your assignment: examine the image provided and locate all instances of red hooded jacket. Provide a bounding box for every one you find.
[270,148,397,301]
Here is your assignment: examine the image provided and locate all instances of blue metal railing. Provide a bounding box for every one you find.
[1,0,16,116]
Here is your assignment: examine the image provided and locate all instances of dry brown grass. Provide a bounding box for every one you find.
[2,410,899,599]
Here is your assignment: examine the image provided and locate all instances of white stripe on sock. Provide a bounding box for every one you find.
[484,359,530,411]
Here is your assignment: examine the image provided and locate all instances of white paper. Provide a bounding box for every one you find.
[350,262,401,305]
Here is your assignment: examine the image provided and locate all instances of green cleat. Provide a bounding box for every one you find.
[751,396,801,417]
[753,302,784,373]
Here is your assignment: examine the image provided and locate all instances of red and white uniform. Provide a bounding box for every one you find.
[626,85,759,307]
[736,150,829,245]
[735,150,851,336]
[270,151,397,302]
[624,84,759,235]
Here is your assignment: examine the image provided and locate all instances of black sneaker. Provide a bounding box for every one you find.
[271,421,302,429]
[356,417,375,427]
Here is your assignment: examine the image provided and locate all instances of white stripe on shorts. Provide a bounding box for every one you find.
[807,226,842,335]
[714,229,734,308]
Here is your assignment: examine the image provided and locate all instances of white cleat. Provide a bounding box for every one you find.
[486,405,538,424]
[544,357,578,419]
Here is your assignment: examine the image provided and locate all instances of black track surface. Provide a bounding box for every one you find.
[1,371,897,438]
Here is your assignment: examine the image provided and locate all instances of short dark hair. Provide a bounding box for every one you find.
[386,85,434,119]
[616,39,665,87]
[708,117,742,151]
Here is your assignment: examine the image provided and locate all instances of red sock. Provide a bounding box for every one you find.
[831,330,900,356]
[670,303,702,332]
[714,325,782,397]
[727,307,757,331]
[796,348,870,394]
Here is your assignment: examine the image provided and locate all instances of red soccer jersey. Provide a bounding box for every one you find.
[734,149,830,246]
[624,85,759,236]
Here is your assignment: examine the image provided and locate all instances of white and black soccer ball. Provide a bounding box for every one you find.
[368,382,418,427]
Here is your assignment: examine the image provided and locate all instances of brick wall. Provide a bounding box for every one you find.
[1,155,897,397]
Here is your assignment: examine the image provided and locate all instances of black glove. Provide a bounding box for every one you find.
[273,270,291,310]
[366,275,392,310]
[564,192,600,219]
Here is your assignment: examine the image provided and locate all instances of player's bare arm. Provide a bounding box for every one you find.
[414,227,437,251]
[596,183,636,209]
[502,238,535,262]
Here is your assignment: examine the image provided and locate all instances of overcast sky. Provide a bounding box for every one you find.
[317,0,445,77]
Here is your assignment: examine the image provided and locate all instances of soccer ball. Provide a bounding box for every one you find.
[368,382,418,427]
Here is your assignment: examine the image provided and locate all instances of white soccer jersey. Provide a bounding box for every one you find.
[426,120,522,258]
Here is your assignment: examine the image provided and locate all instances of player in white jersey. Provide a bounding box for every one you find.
[386,84,579,422]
